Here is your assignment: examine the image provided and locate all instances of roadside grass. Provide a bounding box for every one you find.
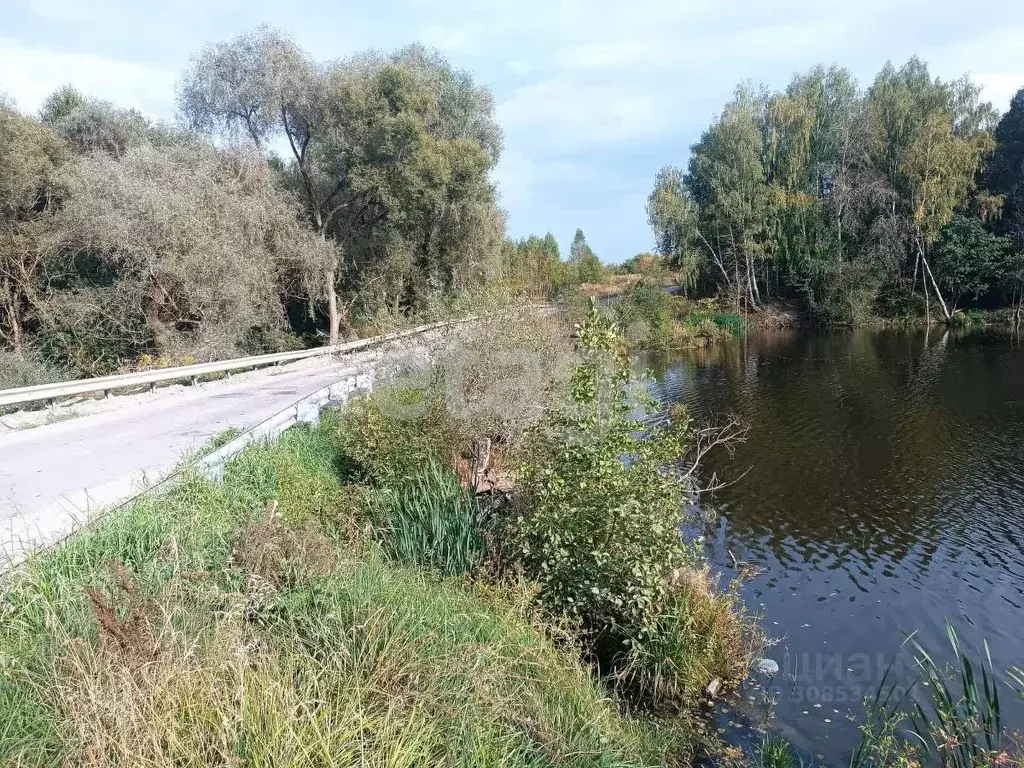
[0,416,698,767]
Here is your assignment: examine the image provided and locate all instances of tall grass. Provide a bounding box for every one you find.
[907,622,1009,767]
[375,459,486,577]
[851,620,1024,767]
[685,311,746,336]
[0,420,696,767]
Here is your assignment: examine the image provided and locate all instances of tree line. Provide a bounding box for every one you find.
[2,27,583,381]
[648,58,1024,324]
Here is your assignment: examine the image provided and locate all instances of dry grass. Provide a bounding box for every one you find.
[579,274,644,299]
[0,419,698,768]
[229,500,336,587]
[618,566,765,714]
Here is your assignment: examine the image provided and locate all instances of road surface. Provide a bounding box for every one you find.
[0,341,428,563]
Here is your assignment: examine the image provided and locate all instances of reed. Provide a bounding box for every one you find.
[375,459,487,578]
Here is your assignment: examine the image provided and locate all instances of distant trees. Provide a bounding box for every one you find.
[569,229,603,283]
[649,59,1018,323]
[503,232,569,297]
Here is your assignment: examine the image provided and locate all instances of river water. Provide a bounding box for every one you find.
[639,326,1024,765]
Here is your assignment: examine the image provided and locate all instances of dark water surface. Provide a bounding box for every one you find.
[640,327,1024,765]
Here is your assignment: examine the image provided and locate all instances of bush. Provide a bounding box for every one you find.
[333,383,453,486]
[434,305,572,453]
[0,350,66,392]
[615,282,675,347]
[515,305,751,708]
[334,305,572,486]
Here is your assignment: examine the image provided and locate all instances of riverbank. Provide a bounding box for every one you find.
[0,304,758,767]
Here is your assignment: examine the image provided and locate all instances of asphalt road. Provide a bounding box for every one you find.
[0,355,377,563]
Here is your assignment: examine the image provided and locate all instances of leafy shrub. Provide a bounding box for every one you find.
[615,281,675,347]
[375,459,486,577]
[515,305,753,711]
[517,306,694,642]
[335,306,572,487]
[333,384,453,486]
[0,350,67,392]
[951,307,989,326]
[434,305,572,452]
[620,567,752,710]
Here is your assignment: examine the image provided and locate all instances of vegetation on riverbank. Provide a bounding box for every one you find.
[0,305,758,766]
[647,63,1024,328]
[752,622,1024,768]
[611,282,745,350]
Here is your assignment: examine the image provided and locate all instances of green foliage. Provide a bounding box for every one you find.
[649,58,1021,323]
[615,287,742,350]
[990,88,1024,258]
[39,84,157,157]
[0,407,699,768]
[334,383,451,486]
[376,458,486,577]
[615,282,676,346]
[756,736,800,768]
[906,622,1012,767]
[517,304,692,644]
[852,620,1024,768]
[570,228,604,284]
[516,305,751,710]
[934,215,1014,309]
[502,232,570,297]
[179,29,505,325]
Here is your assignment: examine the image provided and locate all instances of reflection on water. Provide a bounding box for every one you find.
[641,327,1024,765]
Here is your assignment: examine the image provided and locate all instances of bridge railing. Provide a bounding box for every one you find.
[0,318,470,410]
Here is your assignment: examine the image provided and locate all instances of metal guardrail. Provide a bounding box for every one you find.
[0,318,470,409]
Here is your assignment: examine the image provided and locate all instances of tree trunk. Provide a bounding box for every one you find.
[2,292,23,355]
[918,242,951,321]
[326,268,341,346]
[10,301,21,354]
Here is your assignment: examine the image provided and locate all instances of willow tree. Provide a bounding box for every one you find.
[647,165,703,293]
[321,53,504,312]
[684,88,768,306]
[0,103,69,354]
[42,143,330,371]
[40,85,156,158]
[179,29,503,336]
[178,27,347,341]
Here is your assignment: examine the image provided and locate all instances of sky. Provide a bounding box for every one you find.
[2,0,1024,263]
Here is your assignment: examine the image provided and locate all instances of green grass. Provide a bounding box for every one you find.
[756,736,801,768]
[850,620,1024,768]
[375,458,487,578]
[685,311,746,336]
[0,418,697,768]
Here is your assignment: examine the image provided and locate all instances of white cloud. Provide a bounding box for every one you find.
[0,37,176,117]
[5,0,1024,261]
